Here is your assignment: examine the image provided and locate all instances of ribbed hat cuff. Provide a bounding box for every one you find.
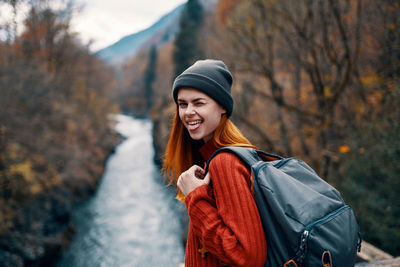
[173,73,233,117]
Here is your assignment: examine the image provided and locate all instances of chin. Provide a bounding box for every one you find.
[189,133,203,140]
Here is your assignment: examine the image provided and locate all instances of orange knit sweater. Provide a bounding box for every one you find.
[184,141,267,267]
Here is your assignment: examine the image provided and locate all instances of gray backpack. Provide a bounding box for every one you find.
[205,146,361,267]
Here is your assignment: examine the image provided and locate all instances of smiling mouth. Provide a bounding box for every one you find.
[187,120,202,131]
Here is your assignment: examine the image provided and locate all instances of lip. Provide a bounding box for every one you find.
[186,120,202,131]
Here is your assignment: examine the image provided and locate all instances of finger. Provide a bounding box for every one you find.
[189,165,204,173]
[177,175,182,189]
[203,173,211,185]
[189,165,205,179]
[177,173,186,186]
[195,169,205,179]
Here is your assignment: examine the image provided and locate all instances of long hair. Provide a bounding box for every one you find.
[163,107,255,201]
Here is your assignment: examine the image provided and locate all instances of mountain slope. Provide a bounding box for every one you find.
[96,4,184,66]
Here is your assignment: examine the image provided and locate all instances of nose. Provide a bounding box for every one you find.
[185,103,196,115]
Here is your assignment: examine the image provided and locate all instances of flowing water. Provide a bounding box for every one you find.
[57,115,185,267]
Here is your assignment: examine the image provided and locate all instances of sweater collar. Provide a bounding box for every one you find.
[199,139,218,163]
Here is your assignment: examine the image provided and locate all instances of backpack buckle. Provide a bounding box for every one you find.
[321,250,333,267]
[283,259,298,267]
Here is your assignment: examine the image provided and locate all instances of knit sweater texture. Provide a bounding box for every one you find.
[184,141,267,267]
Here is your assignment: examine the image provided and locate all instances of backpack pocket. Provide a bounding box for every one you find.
[256,162,344,227]
[301,206,360,267]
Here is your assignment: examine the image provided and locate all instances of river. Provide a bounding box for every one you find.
[57,114,185,267]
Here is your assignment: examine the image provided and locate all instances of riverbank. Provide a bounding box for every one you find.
[0,120,121,267]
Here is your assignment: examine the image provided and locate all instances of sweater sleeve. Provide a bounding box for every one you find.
[185,152,267,267]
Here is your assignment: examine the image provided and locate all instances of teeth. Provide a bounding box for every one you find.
[188,120,201,125]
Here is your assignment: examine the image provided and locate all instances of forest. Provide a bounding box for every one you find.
[0,0,399,265]
[0,0,120,265]
[128,0,400,257]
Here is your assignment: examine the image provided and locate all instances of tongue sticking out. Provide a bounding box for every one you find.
[187,121,202,131]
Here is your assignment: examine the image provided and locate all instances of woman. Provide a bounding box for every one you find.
[163,59,267,267]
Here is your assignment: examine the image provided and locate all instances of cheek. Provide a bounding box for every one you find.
[178,109,184,121]
[205,110,222,128]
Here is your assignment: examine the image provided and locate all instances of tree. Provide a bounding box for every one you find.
[215,0,400,255]
[222,0,363,168]
[0,1,119,264]
[333,81,400,255]
[173,0,204,78]
[143,45,157,114]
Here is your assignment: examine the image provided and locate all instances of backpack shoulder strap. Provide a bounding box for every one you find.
[204,146,259,174]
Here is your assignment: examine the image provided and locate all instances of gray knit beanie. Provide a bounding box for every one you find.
[172,59,234,117]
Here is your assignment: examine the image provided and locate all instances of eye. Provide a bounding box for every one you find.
[194,101,205,106]
[178,102,187,108]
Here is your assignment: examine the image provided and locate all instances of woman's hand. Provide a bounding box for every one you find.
[177,165,210,197]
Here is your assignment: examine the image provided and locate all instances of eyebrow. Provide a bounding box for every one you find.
[177,97,207,102]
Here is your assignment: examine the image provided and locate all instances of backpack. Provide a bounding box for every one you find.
[205,146,362,267]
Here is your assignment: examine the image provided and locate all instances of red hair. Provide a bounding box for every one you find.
[163,107,255,201]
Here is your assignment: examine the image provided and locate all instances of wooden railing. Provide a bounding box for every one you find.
[356,241,399,266]
[177,241,399,267]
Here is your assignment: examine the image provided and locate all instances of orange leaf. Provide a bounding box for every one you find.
[339,145,351,154]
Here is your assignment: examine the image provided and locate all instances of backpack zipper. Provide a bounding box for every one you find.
[295,205,350,263]
[304,205,350,232]
[254,158,297,175]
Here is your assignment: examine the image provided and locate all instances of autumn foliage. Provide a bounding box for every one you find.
[24,0,397,257]
[213,0,400,255]
[142,0,399,256]
[0,1,119,264]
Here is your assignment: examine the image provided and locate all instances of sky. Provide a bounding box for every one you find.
[0,0,186,52]
[72,0,187,51]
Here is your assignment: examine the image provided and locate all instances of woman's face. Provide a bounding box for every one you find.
[177,88,226,142]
